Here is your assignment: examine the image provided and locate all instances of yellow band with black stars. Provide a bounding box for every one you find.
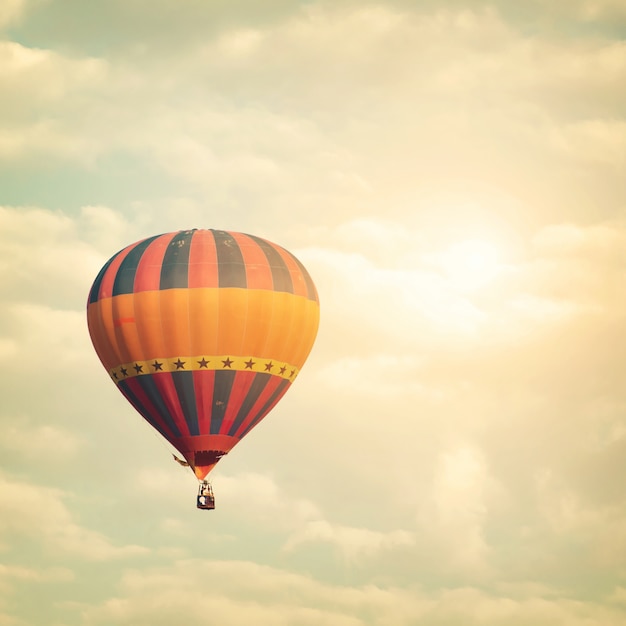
[110,355,300,383]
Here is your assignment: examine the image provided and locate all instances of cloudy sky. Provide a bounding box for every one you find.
[1,0,626,624]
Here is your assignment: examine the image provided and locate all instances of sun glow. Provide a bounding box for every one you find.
[436,239,502,290]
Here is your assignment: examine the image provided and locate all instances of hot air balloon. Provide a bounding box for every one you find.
[86,229,319,510]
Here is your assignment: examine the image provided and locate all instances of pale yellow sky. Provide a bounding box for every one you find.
[1,1,625,624]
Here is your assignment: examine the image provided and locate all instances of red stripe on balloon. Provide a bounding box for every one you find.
[134,233,176,292]
[274,245,310,298]
[231,375,286,439]
[120,377,179,440]
[240,380,291,437]
[97,243,136,300]
[188,229,219,288]
[219,370,258,436]
[193,369,215,435]
[150,372,192,437]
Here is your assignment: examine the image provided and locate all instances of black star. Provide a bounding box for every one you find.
[222,357,233,368]
[133,363,143,373]
[152,360,163,371]
[279,366,287,375]
[120,367,128,377]
[264,361,274,372]
[289,369,295,378]
[197,357,209,368]
[112,371,118,380]
[244,359,255,369]
[174,359,186,369]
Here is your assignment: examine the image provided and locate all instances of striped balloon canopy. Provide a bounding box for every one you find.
[86,229,320,479]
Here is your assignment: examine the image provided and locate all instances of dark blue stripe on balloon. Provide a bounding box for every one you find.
[118,379,175,439]
[227,372,272,437]
[213,230,247,288]
[290,253,318,302]
[247,235,293,294]
[160,230,193,290]
[210,369,236,434]
[129,375,183,438]
[112,235,160,296]
[239,378,290,438]
[88,254,117,303]
[171,371,200,436]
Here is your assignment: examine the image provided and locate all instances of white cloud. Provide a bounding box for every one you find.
[0,206,104,307]
[186,4,625,119]
[520,221,626,316]
[0,420,82,463]
[0,564,74,591]
[506,293,582,323]
[0,42,107,160]
[577,0,626,19]
[76,558,626,626]
[0,0,28,28]
[534,468,626,569]
[415,445,499,576]
[316,354,436,399]
[0,205,146,310]
[0,614,24,626]
[548,119,626,167]
[0,4,622,200]
[0,473,148,561]
[532,221,626,259]
[535,468,599,535]
[283,520,414,561]
[306,217,626,366]
[78,205,146,256]
[0,564,72,626]
[216,472,321,530]
[306,245,487,349]
[0,304,92,372]
[139,467,414,563]
[134,468,320,537]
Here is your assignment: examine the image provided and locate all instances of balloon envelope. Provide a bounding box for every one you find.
[86,229,320,479]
